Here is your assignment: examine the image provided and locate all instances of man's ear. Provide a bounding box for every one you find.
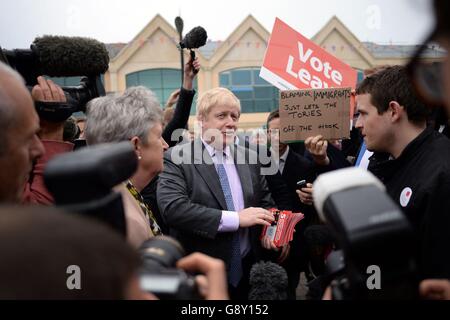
[388,101,404,123]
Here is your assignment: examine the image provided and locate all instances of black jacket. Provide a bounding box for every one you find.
[141,87,196,234]
[370,127,450,279]
[157,140,275,268]
[162,87,195,148]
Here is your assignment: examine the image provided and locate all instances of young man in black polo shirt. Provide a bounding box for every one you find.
[355,65,450,280]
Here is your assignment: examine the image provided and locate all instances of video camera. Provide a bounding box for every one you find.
[139,236,201,300]
[0,35,109,122]
[313,168,419,299]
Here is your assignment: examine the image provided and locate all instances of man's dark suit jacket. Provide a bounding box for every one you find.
[157,139,275,270]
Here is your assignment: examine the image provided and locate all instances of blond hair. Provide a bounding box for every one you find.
[196,87,241,119]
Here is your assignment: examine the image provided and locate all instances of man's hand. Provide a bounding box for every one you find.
[238,207,274,227]
[31,76,67,141]
[305,135,330,166]
[261,235,278,251]
[278,243,290,264]
[176,252,229,300]
[322,286,333,300]
[32,76,67,103]
[420,279,450,300]
[165,89,180,109]
[261,236,291,263]
[183,57,200,90]
[296,183,314,206]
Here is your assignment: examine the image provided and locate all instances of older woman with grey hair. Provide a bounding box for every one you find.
[85,86,168,248]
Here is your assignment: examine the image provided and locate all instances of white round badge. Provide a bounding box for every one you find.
[400,187,413,207]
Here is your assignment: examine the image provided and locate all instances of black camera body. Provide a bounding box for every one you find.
[139,236,201,300]
[313,168,419,300]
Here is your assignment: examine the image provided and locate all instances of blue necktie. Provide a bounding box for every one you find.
[215,157,243,287]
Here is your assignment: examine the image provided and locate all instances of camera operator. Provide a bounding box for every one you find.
[22,76,75,205]
[0,62,44,204]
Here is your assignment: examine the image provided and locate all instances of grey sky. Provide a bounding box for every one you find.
[0,0,435,49]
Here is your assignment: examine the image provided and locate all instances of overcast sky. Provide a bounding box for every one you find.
[0,0,436,49]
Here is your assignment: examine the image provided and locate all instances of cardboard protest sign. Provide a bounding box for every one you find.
[279,87,351,142]
[260,18,357,91]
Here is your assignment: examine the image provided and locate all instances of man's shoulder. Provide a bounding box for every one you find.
[421,132,450,162]
[286,148,313,166]
[164,140,196,159]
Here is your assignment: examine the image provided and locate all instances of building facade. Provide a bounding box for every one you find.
[103,14,445,131]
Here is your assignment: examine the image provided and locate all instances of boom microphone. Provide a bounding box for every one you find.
[248,261,288,300]
[2,35,109,85]
[178,26,207,75]
[179,26,207,50]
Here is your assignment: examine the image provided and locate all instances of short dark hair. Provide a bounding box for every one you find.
[266,109,280,130]
[434,0,450,35]
[356,65,430,123]
[0,206,140,299]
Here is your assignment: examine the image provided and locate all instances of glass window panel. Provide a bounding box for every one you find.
[126,73,139,87]
[231,70,251,85]
[273,87,280,97]
[139,70,162,88]
[254,99,273,112]
[253,69,269,85]
[219,68,280,113]
[48,76,82,86]
[240,100,254,113]
[231,87,253,100]
[254,86,273,99]
[162,69,181,88]
[190,104,196,115]
[220,73,230,86]
[152,89,163,104]
[163,89,176,106]
[357,71,364,84]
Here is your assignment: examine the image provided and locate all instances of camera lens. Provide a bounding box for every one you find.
[139,236,186,272]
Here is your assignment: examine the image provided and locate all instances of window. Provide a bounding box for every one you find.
[126,69,198,113]
[357,70,364,84]
[49,75,105,87]
[219,68,279,113]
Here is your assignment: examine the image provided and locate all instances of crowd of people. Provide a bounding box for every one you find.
[0,0,450,300]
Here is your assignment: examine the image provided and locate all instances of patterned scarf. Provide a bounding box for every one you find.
[126,180,162,236]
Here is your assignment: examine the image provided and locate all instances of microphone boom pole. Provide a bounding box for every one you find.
[175,16,184,85]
